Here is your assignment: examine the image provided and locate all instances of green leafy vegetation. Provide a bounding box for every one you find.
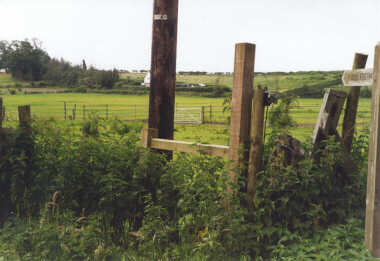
[0,96,374,260]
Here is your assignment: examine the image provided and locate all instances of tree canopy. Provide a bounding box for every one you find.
[0,39,50,81]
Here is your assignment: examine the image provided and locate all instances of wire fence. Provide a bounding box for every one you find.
[1,102,372,128]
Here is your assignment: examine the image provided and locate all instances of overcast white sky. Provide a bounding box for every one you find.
[0,0,379,72]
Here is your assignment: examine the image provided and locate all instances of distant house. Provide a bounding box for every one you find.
[143,72,150,87]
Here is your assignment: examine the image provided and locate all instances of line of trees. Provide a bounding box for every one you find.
[0,39,119,89]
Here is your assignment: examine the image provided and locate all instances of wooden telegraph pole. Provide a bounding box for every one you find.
[366,43,380,257]
[148,0,179,157]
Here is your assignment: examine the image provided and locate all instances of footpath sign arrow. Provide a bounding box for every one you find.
[342,68,373,86]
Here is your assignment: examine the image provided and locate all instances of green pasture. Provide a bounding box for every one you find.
[121,71,342,91]
[0,92,372,144]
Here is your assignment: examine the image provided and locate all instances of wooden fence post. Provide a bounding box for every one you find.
[64,102,67,120]
[201,106,205,124]
[106,104,109,120]
[247,88,265,208]
[366,43,380,257]
[0,97,2,129]
[209,104,212,123]
[312,89,347,147]
[342,53,368,153]
[148,0,178,157]
[73,104,76,120]
[18,105,31,132]
[141,128,159,148]
[228,43,256,193]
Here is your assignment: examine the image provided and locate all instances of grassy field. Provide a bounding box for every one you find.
[0,72,371,143]
[0,92,371,144]
[121,71,343,92]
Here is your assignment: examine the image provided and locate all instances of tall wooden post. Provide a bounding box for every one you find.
[342,53,368,153]
[228,43,256,192]
[366,43,380,257]
[148,0,178,153]
[247,87,264,208]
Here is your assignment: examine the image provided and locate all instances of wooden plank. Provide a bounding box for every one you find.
[247,88,265,209]
[150,138,229,158]
[366,43,380,257]
[148,0,179,155]
[342,53,368,153]
[228,43,256,188]
[312,89,347,147]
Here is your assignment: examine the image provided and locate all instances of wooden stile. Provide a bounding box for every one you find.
[228,43,256,187]
[342,53,368,153]
[366,43,380,257]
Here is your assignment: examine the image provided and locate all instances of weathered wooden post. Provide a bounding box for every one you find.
[83,105,86,120]
[148,0,178,158]
[247,87,264,208]
[18,105,31,132]
[366,43,380,257]
[228,43,255,193]
[342,53,368,153]
[312,89,347,147]
[0,97,3,129]
[209,104,212,123]
[73,104,77,120]
[201,106,205,124]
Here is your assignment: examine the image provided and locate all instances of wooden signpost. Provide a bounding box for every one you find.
[366,43,380,257]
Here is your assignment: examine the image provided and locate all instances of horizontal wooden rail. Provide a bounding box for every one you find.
[141,128,229,157]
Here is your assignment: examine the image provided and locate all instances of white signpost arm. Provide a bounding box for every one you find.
[342,68,373,86]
